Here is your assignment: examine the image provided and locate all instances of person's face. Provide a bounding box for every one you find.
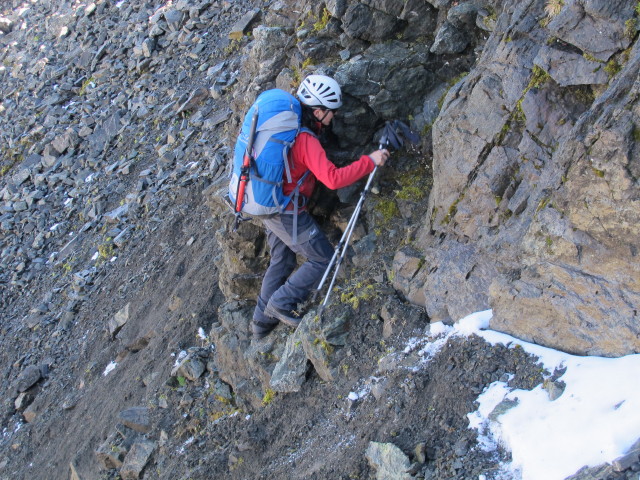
[313,108,336,126]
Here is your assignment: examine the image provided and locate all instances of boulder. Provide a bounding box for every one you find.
[366,442,413,480]
[119,440,155,480]
[16,364,42,392]
[117,407,151,433]
[430,22,470,54]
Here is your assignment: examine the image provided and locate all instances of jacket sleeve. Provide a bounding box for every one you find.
[298,133,375,190]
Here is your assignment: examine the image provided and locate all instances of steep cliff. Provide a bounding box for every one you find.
[392,0,640,357]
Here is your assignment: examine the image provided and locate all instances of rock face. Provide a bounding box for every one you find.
[393,0,640,357]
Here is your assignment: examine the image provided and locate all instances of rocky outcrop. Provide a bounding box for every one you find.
[393,0,640,356]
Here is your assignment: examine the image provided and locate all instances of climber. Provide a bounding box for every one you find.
[252,74,390,339]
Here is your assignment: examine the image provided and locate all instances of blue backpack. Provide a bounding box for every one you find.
[228,89,311,224]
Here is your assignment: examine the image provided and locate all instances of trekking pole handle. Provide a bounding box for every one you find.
[246,109,259,161]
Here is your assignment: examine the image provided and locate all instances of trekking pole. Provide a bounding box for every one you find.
[316,163,380,317]
[312,169,375,301]
[313,120,420,318]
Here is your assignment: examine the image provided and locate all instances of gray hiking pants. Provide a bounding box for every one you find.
[253,212,333,324]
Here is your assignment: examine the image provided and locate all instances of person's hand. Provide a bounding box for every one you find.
[368,149,390,166]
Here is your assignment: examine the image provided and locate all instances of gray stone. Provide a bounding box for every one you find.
[141,38,156,58]
[365,442,413,480]
[109,303,130,337]
[120,440,155,480]
[104,204,129,223]
[118,407,151,433]
[95,431,127,469]
[393,0,640,356]
[351,233,376,268]
[534,46,609,87]
[164,9,184,31]
[543,380,565,401]
[113,228,132,248]
[447,3,479,29]
[453,438,469,456]
[214,380,233,402]
[322,313,350,347]
[490,75,640,356]
[334,41,432,136]
[360,0,406,17]
[414,82,450,133]
[172,352,206,381]
[14,391,34,410]
[370,381,385,400]
[204,109,231,129]
[23,395,45,422]
[425,0,451,7]
[327,0,348,18]
[229,8,260,40]
[488,398,519,422]
[13,201,28,212]
[16,364,42,392]
[247,26,291,86]
[393,244,494,324]
[176,87,209,114]
[430,21,469,54]
[62,392,82,410]
[51,129,79,154]
[269,329,307,393]
[476,9,497,31]
[0,17,14,34]
[399,0,437,40]
[565,464,615,480]
[299,312,343,382]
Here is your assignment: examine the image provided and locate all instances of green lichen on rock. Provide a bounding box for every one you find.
[375,198,400,223]
[441,193,465,225]
[395,172,429,201]
[527,65,551,91]
[604,59,621,78]
[341,282,376,310]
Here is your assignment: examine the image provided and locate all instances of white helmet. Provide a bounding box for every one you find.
[297,74,343,109]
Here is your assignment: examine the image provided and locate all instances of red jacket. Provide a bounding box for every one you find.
[284,131,375,203]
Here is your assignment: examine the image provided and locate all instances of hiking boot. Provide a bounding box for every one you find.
[265,300,304,327]
[252,318,279,340]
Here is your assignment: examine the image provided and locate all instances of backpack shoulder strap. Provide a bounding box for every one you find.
[299,127,318,139]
